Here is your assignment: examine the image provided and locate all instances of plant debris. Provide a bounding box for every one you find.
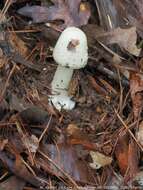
[18,0,91,29]
[89,151,112,169]
[97,27,141,56]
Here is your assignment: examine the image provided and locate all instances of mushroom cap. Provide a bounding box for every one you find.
[53,27,88,69]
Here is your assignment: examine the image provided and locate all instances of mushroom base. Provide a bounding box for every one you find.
[50,65,75,110]
[50,94,75,111]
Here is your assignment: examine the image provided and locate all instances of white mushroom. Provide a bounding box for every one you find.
[50,27,88,111]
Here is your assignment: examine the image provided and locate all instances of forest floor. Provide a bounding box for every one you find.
[0,1,143,190]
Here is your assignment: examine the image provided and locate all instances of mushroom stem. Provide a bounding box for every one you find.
[50,65,75,110]
[51,65,73,95]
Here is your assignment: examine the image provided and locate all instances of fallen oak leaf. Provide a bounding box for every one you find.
[97,27,141,56]
[18,0,91,28]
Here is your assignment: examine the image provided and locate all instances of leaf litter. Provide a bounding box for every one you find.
[18,0,91,29]
[0,0,143,189]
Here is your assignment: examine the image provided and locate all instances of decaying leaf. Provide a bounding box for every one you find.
[0,99,9,120]
[0,139,8,151]
[9,33,28,58]
[19,106,49,125]
[16,121,39,153]
[136,121,143,146]
[0,176,25,190]
[130,73,143,119]
[125,139,139,182]
[115,133,129,175]
[18,0,91,28]
[0,48,7,69]
[66,124,98,150]
[39,143,94,183]
[114,0,143,38]
[0,151,41,187]
[23,134,39,153]
[66,123,88,140]
[115,133,139,180]
[89,151,112,169]
[97,27,140,56]
[0,9,7,24]
[87,75,108,97]
[106,172,123,190]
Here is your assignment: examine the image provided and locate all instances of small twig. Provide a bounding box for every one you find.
[8,29,41,33]
[89,59,129,86]
[15,121,35,166]
[117,68,124,113]
[120,90,130,114]
[32,115,53,161]
[0,171,8,180]
[0,0,12,22]
[38,115,52,143]
[21,157,37,177]
[98,40,125,60]
[114,109,143,151]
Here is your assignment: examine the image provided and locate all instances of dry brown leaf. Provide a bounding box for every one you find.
[66,124,87,140]
[9,33,28,58]
[68,73,79,97]
[125,139,139,182]
[16,121,39,153]
[23,135,39,153]
[106,172,123,190]
[0,139,8,151]
[0,9,6,24]
[87,75,108,97]
[39,143,94,183]
[0,176,25,190]
[115,133,129,175]
[114,0,143,38]
[0,48,8,68]
[97,27,140,56]
[130,73,143,120]
[136,121,143,146]
[66,124,98,150]
[115,132,139,180]
[89,151,112,169]
[0,151,40,187]
[18,0,91,28]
